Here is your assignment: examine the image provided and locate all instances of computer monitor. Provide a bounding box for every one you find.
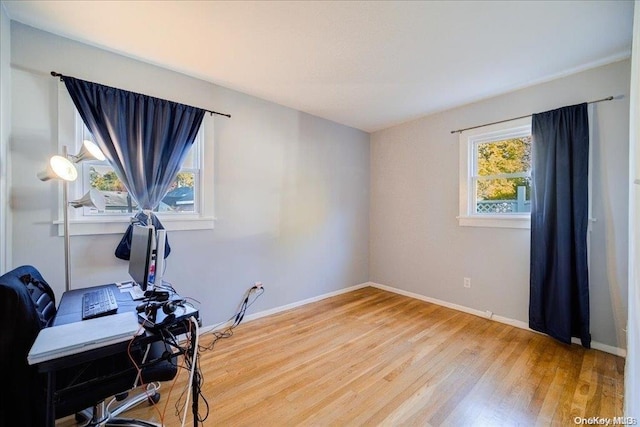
[128,224,154,291]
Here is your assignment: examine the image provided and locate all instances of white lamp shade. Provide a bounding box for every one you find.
[69,189,107,211]
[72,140,106,162]
[37,155,78,182]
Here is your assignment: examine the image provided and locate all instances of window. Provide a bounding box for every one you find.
[78,123,202,216]
[57,88,214,235]
[458,117,532,228]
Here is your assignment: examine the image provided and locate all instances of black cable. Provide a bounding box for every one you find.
[176,319,210,423]
[199,286,264,352]
[156,280,177,294]
[184,285,264,422]
[196,356,209,423]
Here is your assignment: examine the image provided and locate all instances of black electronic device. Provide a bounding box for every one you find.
[143,289,170,301]
[128,224,168,292]
[137,299,198,331]
[136,298,185,315]
[128,224,154,291]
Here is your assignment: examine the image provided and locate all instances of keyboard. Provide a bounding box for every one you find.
[82,288,119,320]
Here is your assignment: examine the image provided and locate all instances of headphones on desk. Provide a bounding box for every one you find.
[136,298,187,318]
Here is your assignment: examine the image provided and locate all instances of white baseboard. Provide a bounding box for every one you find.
[243,282,371,322]
[199,281,626,358]
[199,282,370,335]
[369,282,627,358]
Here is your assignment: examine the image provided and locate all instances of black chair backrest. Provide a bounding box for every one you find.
[19,270,56,327]
[0,265,56,426]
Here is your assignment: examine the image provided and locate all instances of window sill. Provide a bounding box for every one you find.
[55,216,216,236]
[457,215,531,229]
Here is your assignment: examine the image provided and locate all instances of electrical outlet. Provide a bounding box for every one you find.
[463,277,471,288]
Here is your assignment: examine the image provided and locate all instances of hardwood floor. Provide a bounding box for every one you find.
[57,287,625,426]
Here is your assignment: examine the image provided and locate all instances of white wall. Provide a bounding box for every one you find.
[371,60,630,350]
[9,22,370,327]
[626,1,640,418]
[0,4,10,274]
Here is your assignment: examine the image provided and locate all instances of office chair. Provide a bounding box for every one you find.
[0,265,178,427]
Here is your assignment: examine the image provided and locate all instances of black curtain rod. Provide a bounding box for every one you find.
[51,71,231,118]
[450,96,614,134]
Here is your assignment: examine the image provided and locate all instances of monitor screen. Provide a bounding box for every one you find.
[128,224,154,291]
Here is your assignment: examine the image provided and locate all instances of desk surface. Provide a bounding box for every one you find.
[33,284,143,371]
[54,283,139,326]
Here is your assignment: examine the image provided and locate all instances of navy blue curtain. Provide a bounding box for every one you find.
[529,103,591,348]
[63,77,205,259]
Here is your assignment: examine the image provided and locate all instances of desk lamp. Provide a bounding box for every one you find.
[38,140,106,292]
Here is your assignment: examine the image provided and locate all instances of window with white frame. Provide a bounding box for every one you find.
[458,117,532,228]
[59,97,215,235]
[78,122,202,216]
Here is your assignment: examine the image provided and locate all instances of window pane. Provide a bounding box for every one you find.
[476,136,531,176]
[76,116,203,220]
[180,145,196,169]
[82,126,96,144]
[159,172,195,212]
[87,164,137,213]
[476,177,530,213]
[86,164,196,214]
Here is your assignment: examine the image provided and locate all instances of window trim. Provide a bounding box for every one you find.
[458,117,532,229]
[56,86,215,235]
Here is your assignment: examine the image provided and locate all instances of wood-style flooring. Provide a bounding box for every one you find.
[57,287,625,426]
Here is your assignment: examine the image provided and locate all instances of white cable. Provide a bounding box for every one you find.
[134,343,152,388]
[181,316,200,427]
[133,344,151,388]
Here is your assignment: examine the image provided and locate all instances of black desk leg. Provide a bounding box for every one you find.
[46,371,56,426]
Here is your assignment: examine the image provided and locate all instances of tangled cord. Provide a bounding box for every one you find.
[174,285,265,423]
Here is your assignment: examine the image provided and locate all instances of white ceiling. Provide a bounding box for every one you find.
[2,0,635,132]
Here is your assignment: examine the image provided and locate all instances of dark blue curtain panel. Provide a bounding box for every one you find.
[529,103,591,348]
[63,77,205,259]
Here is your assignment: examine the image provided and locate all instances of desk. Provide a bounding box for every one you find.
[54,283,139,326]
[35,283,199,426]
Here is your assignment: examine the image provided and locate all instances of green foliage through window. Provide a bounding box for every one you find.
[89,167,126,192]
[476,137,531,201]
[88,166,195,213]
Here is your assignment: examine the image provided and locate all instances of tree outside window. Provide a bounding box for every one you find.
[475,136,531,214]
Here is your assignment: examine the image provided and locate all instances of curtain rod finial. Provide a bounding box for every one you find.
[50,71,63,80]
